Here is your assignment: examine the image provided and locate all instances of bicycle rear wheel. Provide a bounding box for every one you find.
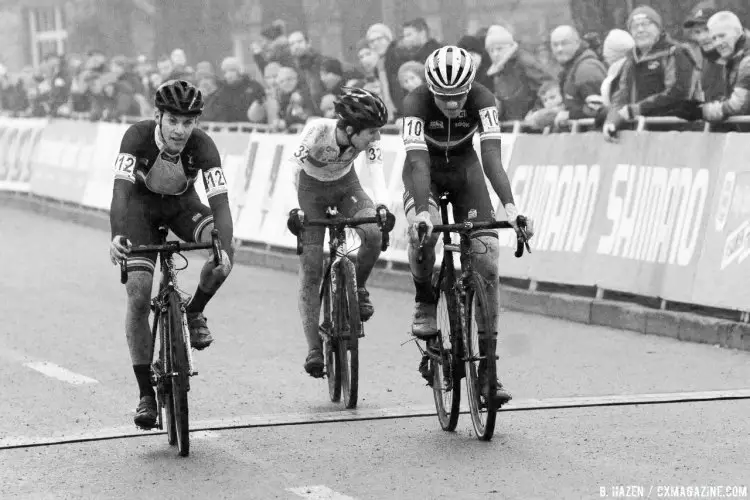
[462,274,497,441]
[431,269,461,432]
[338,258,360,409]
[167,291,190,456]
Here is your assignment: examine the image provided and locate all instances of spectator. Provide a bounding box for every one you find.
[366,23,403,117]
[683,6,725,101]
[156,55,173,83]
[319,92,337,118]
[196,73,219,111]
[604,6,703,139]
[169,48,193,80]
[0,70,29,114]
[135,55,156,100]
[524,80,565,131]
[600,29,635,107]
[275,66,317,128]
[203,57,265,123]
[456,34,493,88]
[194,61,214,81]
[288,31,326,107]
[550,25,607,126]
[252,19,294,73]
[702,11,750,122]
[401,18,441,64]
[485,24,554,121]
[320,57,346,96]
[397,61,424,95]
[356,39,379,80]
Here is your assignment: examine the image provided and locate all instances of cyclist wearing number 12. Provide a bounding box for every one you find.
[401,46,535,405]
[286,87,389,378]
[108,80,234,430]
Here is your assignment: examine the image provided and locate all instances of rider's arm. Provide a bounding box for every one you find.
[198,134,234,256]
[400,94,432,214]
[476,91,516,209]
[110,125,140,239]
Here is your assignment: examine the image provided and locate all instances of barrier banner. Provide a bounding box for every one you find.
[691,133,750,311]
[0,117,48,192]
[80,122,129,210]
[29,119,98,204]
[498,131,718,303]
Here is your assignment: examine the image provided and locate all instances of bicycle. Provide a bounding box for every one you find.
[288,204,395,409]
[119,226,223,457]
[416,192,530,441]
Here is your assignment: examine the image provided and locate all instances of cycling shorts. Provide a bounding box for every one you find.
[297,168,375,246]
[403,149,496,236]
[124,185,214,274]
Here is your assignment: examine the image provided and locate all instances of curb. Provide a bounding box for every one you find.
[3,192,748,352]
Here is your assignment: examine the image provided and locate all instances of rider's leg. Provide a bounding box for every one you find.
[169,193,235,350]
[338,173,382,321]
[454,154,511,403]
[297,170,335,375]
[404,191,441,337]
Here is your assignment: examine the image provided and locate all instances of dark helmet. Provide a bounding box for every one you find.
[154,79,204,116]
[334,87,388,129]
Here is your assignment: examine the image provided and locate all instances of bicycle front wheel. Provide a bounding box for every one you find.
[462,274,497,441]
[431,269,461,432]
[321,279,341,402]
[167,291,190,456]
[338,258,360,409]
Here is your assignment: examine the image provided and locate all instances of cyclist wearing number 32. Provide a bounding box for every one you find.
[108,80,234,429]
[402,46,535,405]
[287,87,389,378]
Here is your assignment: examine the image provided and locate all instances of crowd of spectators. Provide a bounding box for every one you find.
[2,3,750,136]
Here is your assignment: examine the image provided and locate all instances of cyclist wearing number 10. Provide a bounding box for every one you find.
[401,46,535,405]
[108,80,234,429]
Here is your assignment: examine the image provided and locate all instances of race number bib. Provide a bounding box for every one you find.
[479,106,501,134]
[114,153,136,182]
[402,117,427,151]
[202,167,228,197]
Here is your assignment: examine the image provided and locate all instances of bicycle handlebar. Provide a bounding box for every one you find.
[289,204,395,255]
[416,216,532,263]
[119,229,223,284]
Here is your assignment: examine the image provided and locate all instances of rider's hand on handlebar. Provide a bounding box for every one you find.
[408,211,433,246]
[209,249,232,279]
[110,235,131,265]
[520,215,535,239]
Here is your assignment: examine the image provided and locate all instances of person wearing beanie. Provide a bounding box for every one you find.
[320,57,345,96]
[485,23,555,121]
[603,5,703,139]
[397,60,424,94]
[457,34,493,88]
[683,5,725,101]
[366,22,403,117]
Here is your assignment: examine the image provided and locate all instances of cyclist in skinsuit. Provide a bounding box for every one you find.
[108,80,234,429]
[288,87,389,377]
[401,46,535,405]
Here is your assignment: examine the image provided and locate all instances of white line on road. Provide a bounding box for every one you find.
[287,485,356,500]
[2,388,750,449]
[23,361,98,385]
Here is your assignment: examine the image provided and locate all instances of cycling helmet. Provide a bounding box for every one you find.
[154,79,204,116]
[334,87,389,129]
[424,45,477,96]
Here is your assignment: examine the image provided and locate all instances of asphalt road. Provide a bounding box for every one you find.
[1,207,749,500]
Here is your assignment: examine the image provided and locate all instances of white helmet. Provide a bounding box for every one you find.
[424,45,477,96]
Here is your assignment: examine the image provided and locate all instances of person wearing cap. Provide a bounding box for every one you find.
[684,6,725,101]
[603,5,703,139]
[485,24,555,121]
[702,11,750,123]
